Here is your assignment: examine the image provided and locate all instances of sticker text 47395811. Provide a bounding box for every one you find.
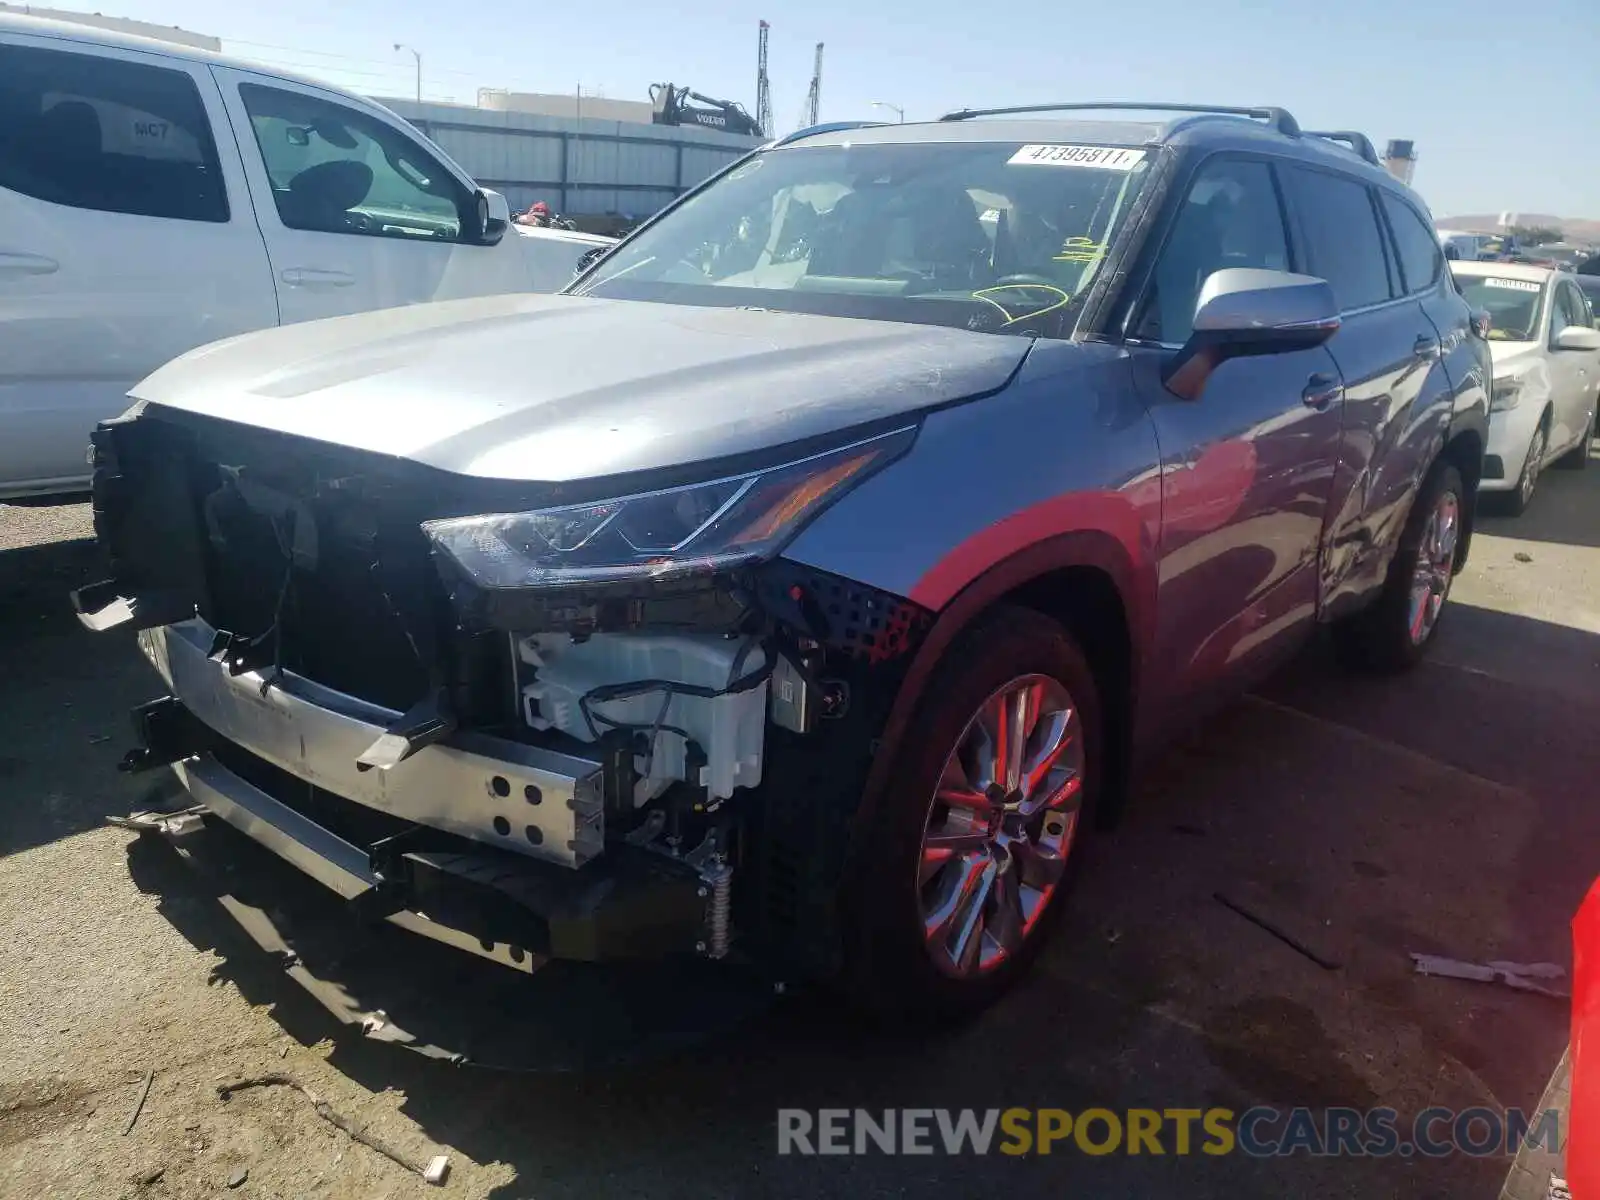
[1008,144,1146,171]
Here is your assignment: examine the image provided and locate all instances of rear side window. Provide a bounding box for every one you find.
[1284,168,1392,311]
[0,43,227,222]
[1380,192,1443,294]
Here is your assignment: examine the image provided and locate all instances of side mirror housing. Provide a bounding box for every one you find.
[474,188,510,246]
[1163,268,1341,401]
[1554,324,1600,352]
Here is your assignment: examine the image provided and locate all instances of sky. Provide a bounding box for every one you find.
[76,0,1600,218]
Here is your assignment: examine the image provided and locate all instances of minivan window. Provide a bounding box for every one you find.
[1284,168,1392,311]
[238,84,469,241]
[0,44,228,222]
[1134,157,1290,345]
[1380,192,1443,294]
[575,141,1153,337]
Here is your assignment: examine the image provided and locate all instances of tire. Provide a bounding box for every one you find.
[1496,415,1550,516]
[1553,401,1596,470]
[840,606,1103,1023]
[1333,460,1464,673]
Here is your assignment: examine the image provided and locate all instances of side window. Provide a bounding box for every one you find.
[1284,168,1393,311]
[1552,282,1588,342]
[238,84,469,241]
[1380,192,1443,294]
[0,43,227,222]
[1136,157,1290,344]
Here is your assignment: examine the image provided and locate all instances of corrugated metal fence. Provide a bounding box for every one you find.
[375,97,762,221]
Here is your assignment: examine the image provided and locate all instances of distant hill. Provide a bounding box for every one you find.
[1438,214,1600,243]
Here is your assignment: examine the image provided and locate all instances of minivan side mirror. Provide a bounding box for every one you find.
[1163,268,1341,401]
[474,188,510,246]
[1554,324,1600,353]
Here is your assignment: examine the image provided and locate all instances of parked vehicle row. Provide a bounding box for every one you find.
[1450,261,1600,514]
[0,11,610,501]
[78,102,1493,1020]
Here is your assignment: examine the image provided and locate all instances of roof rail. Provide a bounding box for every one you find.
[937,101,1300,138]
[770,120,886,147]
[1304,130,1381,166]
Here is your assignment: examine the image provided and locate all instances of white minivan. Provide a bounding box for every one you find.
[0,13,612,500]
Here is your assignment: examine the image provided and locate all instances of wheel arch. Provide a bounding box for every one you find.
[850,529,1152,847]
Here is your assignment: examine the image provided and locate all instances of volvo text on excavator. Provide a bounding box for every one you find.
[649,84,764,137]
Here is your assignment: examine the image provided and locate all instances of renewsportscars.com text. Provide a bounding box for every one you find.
[776,1106,1561,1158]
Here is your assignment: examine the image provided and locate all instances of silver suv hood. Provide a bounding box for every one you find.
[130,294,1029,483]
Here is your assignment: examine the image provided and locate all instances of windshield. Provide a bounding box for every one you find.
[573,140,1153,337]
[1453,273,1545,340]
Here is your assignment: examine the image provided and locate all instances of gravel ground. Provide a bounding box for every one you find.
[1,454,1596,1199]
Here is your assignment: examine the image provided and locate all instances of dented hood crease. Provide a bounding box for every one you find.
[129,294,1031,482]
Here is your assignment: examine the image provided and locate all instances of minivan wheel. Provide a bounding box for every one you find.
[1332,461,1464,673]
[842,606,1101,1022]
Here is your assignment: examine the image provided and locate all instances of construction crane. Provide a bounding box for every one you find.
[804,42,823,127]
[755,20,772,140]
[649,84,765,137]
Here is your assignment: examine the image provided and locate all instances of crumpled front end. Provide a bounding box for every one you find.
[76,406,932,980]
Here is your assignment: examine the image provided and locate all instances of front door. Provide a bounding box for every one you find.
[210,67,527,326]
[1547,278,1598,455]
[1128,154,1344,728]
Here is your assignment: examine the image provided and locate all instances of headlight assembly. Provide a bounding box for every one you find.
[1490,374,1523,412]
[423,426,915,589]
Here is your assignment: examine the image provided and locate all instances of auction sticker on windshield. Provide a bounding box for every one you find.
[1009,145,1145,171]
[1483,278,1542,292]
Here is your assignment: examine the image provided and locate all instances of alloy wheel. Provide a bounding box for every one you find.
[1408,486,1460,645]
[917,675,1084,978]
[1520,426,1546,507]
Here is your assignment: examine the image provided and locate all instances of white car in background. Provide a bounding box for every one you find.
[1451,262,1600,513]
[0,12,610,501]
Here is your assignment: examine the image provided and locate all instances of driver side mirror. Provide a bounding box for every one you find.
[1163,268,1341,401]
[474,188,510,247]
[1554,324,1600,352]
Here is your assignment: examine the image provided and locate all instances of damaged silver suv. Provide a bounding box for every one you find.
[77,103,1489,1020]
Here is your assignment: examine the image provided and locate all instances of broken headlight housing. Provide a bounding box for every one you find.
[423,426,915,590]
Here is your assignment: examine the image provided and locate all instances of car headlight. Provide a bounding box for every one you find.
[1490,375,1523,412]
[423,426,915,589]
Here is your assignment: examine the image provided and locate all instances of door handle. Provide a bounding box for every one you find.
[0,251,59,276]
[1413,334,1440,361]
[1303,372,1343,410]
[279,268,355,288]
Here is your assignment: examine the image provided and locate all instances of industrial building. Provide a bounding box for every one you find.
[374,96,762,230]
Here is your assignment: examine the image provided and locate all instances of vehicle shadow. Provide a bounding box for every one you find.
[0,535,153,856]
[1476,439,1600,549]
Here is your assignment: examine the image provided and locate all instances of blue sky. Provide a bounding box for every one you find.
[111,0,1598,218]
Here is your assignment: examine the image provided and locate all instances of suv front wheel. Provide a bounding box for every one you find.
[843,606,1102,1021]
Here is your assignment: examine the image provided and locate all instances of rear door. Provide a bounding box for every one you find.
[1128,154,1344,724]
[1546,278,1598,454]
[0,35,274,496]
[210,67,527,326]
[1282,166,1452,613]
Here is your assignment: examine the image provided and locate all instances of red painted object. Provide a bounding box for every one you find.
[1572,875,1600,1197]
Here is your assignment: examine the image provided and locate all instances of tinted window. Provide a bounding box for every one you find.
[1135,157,1290,344]
[1576,275,1600,314]
[0,44,227,221]
[1380,192,1443,294]
[238,84,468,241]
[1285,168,1393,311]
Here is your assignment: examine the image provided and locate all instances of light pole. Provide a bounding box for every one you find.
[393,43,421,103]
[870,101,904,123]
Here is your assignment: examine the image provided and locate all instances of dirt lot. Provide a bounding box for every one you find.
[2,461,1597,1200]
